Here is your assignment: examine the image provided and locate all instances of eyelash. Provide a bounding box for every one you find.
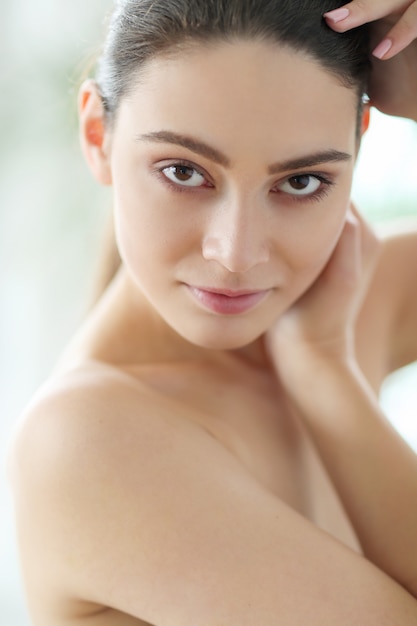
[152,160,335,203]
[276,175,335,204]
[152,161,213,195]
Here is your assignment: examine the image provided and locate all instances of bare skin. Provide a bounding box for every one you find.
[7,35,417,626]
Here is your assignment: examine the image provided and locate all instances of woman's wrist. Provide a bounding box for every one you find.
[267,327,354,383]
[269,339,368,420]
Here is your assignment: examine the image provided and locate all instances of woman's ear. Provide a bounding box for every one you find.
[355,104,371,158]
[78,79,112,186]
[361,103,371,137]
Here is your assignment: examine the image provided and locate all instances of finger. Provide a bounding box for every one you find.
[324,0,411,32]
[372,2,417,58]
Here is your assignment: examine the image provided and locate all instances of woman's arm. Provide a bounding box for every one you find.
[8,372,417,625]
[326,2,417,370]
[270,350,417,596]
[266,210,417,598]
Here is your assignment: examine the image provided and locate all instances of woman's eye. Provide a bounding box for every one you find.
[161,165,206,187]
[278,174,322,196]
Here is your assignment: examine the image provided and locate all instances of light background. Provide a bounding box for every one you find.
[1,2,417,623]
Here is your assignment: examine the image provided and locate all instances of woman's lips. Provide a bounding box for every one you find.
[186,285,271,315]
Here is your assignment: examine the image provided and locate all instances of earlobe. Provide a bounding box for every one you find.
[78,79,112,186]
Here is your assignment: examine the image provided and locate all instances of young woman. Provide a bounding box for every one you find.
[8,1,417,624]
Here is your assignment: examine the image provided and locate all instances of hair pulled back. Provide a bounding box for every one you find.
[96,0,370,124]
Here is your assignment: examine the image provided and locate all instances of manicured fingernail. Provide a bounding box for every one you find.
[324,7,350,23]
[372,38,393,59]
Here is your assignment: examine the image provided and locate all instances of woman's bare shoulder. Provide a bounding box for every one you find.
[7,360,187,623]
[8,359,168,481]
[8,360,417,625]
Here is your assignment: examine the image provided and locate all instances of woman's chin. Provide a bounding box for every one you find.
[173,323,266,352]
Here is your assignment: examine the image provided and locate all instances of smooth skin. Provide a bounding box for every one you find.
[7,16,417,626]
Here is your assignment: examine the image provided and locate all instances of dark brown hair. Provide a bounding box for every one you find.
[96,0,370,124]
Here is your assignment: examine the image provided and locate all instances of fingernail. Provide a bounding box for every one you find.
[372,38,393,59]
[324,7,350,23]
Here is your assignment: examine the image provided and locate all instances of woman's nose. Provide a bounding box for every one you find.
[201,200,270,273]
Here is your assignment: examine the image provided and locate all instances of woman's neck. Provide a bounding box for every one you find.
[88,265,273,372]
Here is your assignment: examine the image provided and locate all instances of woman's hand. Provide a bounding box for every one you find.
[265,206,380,385]
[324,0,417,59]
[266,208,417,599]
[324,1,417,120]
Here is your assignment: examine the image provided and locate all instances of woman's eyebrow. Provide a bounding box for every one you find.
[268,150,352,174]
[136,130,352,172]
[137,130,230,166]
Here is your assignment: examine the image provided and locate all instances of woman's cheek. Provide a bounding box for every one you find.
[282,196,350,288]
[112,181,189,275]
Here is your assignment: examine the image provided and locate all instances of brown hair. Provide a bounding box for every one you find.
[96,0,370,124]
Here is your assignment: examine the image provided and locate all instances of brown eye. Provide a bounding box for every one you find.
[279,174,321,196]
[162,165,206,187]
[173,166,194,181]
[288,175,311,190]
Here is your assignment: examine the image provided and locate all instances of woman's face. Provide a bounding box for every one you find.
[104,40,359,350]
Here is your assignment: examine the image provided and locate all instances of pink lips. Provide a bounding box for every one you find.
[186,285,270,315]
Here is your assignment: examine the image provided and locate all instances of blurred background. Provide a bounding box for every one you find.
[1,1,417,623]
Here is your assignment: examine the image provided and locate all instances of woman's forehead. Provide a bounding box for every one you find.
[130,39,357,98]
[117,39,359,157]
